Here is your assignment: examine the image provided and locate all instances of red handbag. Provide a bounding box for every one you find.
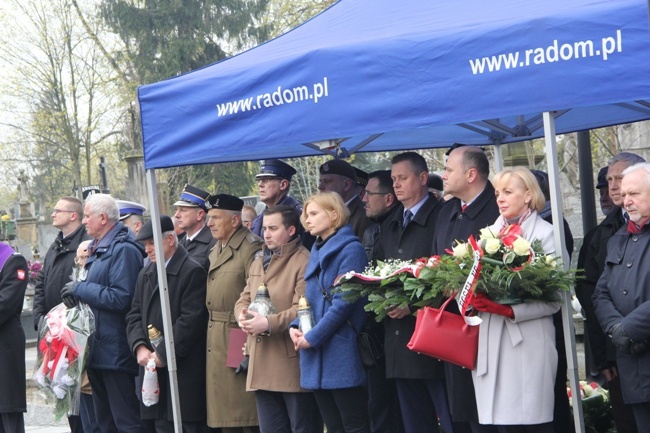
[407,296,479,370]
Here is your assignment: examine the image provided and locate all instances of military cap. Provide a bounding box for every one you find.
[116,200,146,221]
[428,173,443,191]
[319,159,356,181]
[206,194,244,211]
[173,184,210,210]
[596,167,608,189]
[135,215,174,241]
[256,159,297,181]
[354,167,369,187]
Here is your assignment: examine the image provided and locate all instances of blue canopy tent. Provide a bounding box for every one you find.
[137,0,650,431]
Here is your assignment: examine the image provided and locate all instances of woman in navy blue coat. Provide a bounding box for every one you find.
[290,192,369,433]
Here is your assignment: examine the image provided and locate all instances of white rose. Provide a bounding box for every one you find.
[545,255,556,266]
[452,242,469,258]
[479,227,496,240]
[484,238,501,255]
[512,237,531,256]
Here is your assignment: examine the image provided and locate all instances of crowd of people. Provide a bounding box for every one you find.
[2,146,650,433]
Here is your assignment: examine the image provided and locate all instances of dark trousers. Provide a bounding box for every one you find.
[366,369,403,433]
[552,332,574,433]
[0,412,24,433]
[88,368,145,433]
[153,419,209,433]
[70,414,84,433]
[313,387,370,433]
[255,390,322,433]
[630,402,650,433]
[395,377,453,433]
[80,392,102,433]
[609,372,639,433]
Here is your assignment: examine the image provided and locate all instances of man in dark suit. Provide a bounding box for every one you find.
[433,146,500,433]
[318,159,372,238]
[126,215,208,433]
[173,184,216,270]
[377,152,448,433]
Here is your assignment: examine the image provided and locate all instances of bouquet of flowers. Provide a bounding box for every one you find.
[568,381,613,433]
[336,224,576,320]
[33,302,95,420]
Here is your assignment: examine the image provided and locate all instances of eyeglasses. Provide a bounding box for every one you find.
[365,191,389,196]
[53,209,76,214]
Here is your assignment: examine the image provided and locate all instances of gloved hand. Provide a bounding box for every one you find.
[60,281,79,309]
[470,293,514,319]
[631,339,650,356]
[235,356,249,375]
[610,323,632,354]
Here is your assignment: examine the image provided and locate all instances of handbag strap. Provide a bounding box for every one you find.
[316,270,355,330]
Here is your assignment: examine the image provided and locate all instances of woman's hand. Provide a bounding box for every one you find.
[239,310,270,336]
[290,327,311,350]
[387,305,411,319]
[471,293,514,319]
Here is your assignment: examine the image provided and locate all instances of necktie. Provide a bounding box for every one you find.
[403,209,413,227]
[461,204,468,213]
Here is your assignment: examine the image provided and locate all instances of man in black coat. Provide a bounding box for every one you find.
[33,196,89,330]
[126,216,209,433]
[0,244,28,433]
[593,162,650,429]
[173,184,216,271]
[433,146,500,433]
[32,196,90,433]
[377,152,448,433]
[578,152,645,433]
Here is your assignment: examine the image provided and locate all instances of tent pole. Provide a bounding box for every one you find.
[493,142,504,171]
[543,112,585,433]
[146,168,183,433]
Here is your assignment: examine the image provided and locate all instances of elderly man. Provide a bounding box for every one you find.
[173,184,216,270]
[235,205,321,433]
[126,216,208,433]
[205,194,263,433]
[594,162,650,428]
[61,193,146,433]
[117,200,146,235]
[433,146,500,433]
[578,152,645,433]
[318,159,372,238]
[377,152,448,433]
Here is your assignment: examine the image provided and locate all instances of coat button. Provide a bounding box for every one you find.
[458,214,464,220]
[398,249,403,254]
[207,301,211,306]
[395,330,400,335]
[256,337,262,343]
[209,323,212,328]
[627,263,633,268]
[623,289,629,295]
[633,236,639,242]
[208,347,211,352]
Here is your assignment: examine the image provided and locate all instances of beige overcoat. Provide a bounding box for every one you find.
[206,226,263,428]
[234,237,310,392]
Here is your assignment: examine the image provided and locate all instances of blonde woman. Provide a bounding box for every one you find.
[289,192,369,433]
[471,167,564,433]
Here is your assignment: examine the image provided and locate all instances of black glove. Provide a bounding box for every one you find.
[235,356,249,375]
[631,339,650,356]
[610,323,632,354]
[61,281,79,309]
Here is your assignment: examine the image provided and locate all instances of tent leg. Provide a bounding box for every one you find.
[543,112,585,433]
[146,169,183,433]
[493,142,504,172]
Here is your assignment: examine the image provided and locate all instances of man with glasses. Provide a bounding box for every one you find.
[32,196,90,433]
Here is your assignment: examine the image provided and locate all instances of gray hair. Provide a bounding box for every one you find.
[86,194,120,223]
[163,230,178,246]
[608,152,646,167]
[622,163,650,186]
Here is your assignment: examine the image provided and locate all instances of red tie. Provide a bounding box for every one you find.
[461,204,468,213]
